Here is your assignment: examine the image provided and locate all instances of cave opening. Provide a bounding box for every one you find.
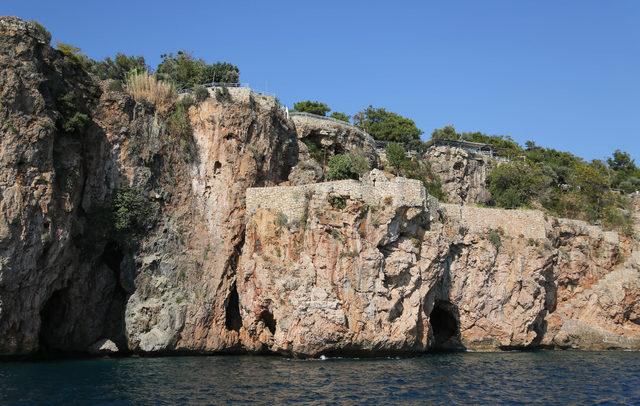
[102,241,124,273]
[260,309,276,335]
[225,283,242,332]
[38,289,67,353]
[429,301,461,350]
[99,240,130,351]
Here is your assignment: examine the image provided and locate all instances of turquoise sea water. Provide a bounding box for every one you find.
[1,351,639,405]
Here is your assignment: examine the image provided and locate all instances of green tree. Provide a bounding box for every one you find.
[607,150,636,172]
[202,62,240,84]
[293,100,331,116]
[354,106,422,143]
[92,53,148,81]
[156,51,239,89]
[431,125,523,158]
[385,142,407,173]
[431,125,458,141]
[488,161,552,209]
[113,187,152,234]
[326,153,370,180]
[330,111,350,122]
[56,42,94,70]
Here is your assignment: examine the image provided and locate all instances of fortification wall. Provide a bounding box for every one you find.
[441,203,549,240]
[246,175,426,221]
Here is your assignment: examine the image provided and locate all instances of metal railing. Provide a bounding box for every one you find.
[177,82,248,94]
[288,112,379,140]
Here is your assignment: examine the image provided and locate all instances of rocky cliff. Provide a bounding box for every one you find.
[1,17,638,357]
[239,178,640,355]
[423,145,494,204]
[288,113,379,185]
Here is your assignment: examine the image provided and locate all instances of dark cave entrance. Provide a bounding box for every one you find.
[102,241,124,273]
[225,283,242,332]
[38,289,67,352]
[100,240,130,350]
[259,309,276,335]
[429,301,462,350]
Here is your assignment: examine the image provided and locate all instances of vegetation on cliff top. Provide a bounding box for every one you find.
[385,143,446,201]
[293,100,331,116]
[156,51,239,89]
[354,106,423,144]
[293,100,350,123]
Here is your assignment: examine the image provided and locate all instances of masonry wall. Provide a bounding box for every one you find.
[246,176,426,221]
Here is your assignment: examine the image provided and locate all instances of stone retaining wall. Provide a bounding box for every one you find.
[441,204,549,240]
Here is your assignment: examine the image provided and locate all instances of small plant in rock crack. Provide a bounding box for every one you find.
[113,187,153,235]
[275,212,288,228]
[487,229,502,250]
[328,195,347,210]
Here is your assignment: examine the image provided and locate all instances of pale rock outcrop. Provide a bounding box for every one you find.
[425,146,494,204]
[239,175,438,356]
[124,90,298,353]
[89,338,119,355]
[542,219,640,349]
[288,113,379,185]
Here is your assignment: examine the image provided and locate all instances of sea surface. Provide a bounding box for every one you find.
[1,351,639,405]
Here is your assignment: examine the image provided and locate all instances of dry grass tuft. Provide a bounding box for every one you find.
[125,71,176,113]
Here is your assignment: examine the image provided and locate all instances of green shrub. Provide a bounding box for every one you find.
[215,86,232,102]
[602,206,634,237]
[275,212,288,227]
[330,112,350,122]
[488,161,552,209]
[167,101,192,140]
[156,51,239,89]
[56,92,90,135]
[385,142,406,173]
[354,106,422,143]
[326,153,370,180]
[302,139,325,164]
[293,100,331,116]
[193,85,210,102]
[488,230,502,249]
[113,187,152,234]
[29,20,51,44]
[56,42,93,70]
[328,195,347,210]
[62,112,90,134]
[92,53,148,81]
[107,80,124,92]
[425,180,447,202]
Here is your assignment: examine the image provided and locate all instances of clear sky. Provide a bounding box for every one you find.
[4,0,639,161]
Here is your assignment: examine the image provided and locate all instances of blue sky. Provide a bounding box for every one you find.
[4,0,639,161]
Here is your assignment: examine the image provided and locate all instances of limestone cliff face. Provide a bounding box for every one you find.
[0,18,298,355]
[424,146,494,204]
[1,17,639,357]
[0,17,106,354]
[124,89,297,353]
[239,173,437,356]
[239,180,640,355]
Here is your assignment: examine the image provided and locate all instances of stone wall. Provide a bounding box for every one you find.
[247,173,425,222]
[441,204,549,240]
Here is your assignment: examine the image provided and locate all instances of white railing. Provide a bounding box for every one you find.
[177,82,249,94]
